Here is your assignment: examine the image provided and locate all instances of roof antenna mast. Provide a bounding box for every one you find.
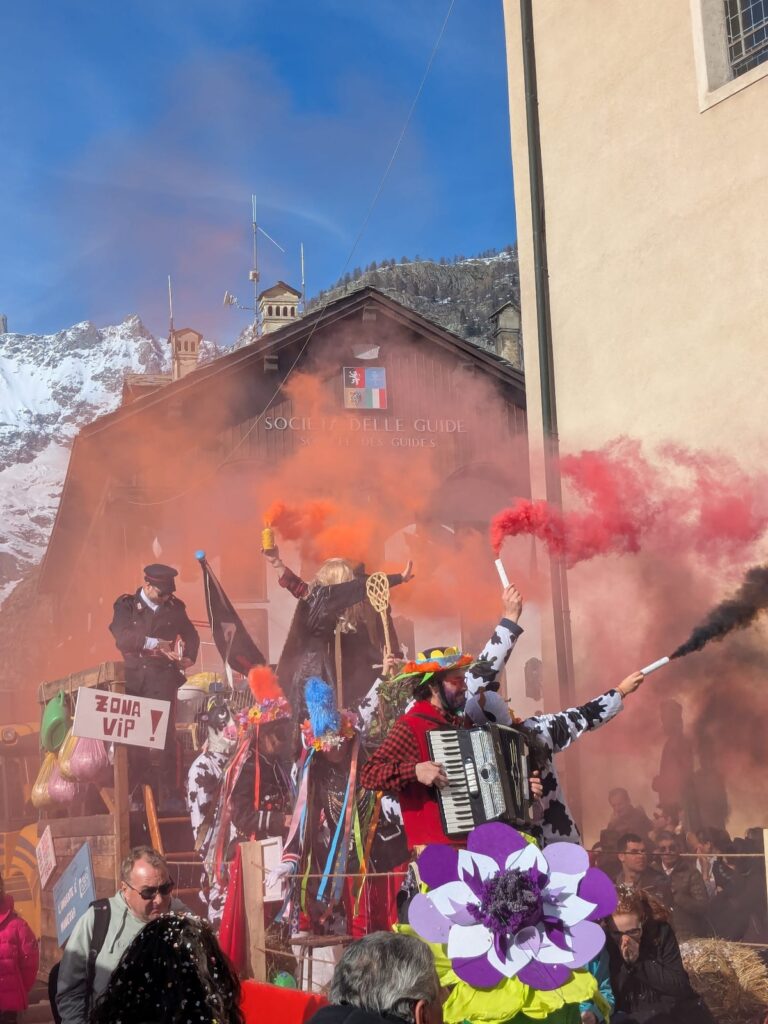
[250,194,260,337]
[300,242,306,312]
[167,274,175,338]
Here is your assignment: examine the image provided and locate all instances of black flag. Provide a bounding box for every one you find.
[196,552,265,674]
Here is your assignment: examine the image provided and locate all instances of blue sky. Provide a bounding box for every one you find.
[0,1,516,341]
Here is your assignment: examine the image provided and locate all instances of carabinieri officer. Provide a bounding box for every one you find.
[109,563,200,809]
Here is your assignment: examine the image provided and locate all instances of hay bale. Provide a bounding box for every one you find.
[681,938,768,1024]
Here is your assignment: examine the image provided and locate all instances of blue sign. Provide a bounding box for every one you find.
[53,841,95,946]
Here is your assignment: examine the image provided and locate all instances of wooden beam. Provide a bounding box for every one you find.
[240,841,267,983]
[98,787,116,817]
[38,661,125,704]
[112,700,130,885]
[143,784,164,855]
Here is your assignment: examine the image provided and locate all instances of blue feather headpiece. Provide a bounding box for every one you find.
[305,677,339,736]
[302,677,356,751]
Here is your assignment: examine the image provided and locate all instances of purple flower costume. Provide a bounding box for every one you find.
[408,822,617,991]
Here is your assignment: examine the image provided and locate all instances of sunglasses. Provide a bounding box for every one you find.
[658,846,677,853]
[125,879,174,901]
[610,926,642,940]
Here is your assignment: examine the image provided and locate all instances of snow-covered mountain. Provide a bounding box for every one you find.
[0,315,223,602]
[0,250,518,607]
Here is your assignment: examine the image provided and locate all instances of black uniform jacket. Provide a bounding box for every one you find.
[109,589,200,697]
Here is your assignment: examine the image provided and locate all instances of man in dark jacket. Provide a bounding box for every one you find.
[109,563,199,807]
[656,831,710,940]
[614,833,673,913]
[308,932,442,1024]
[606,890,713,1023]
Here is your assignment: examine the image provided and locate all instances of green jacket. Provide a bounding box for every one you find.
[56,892,187,1024]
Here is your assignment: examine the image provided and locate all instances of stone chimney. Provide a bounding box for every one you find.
[489,302,522,370]
[170,327,202,381]
[258,281,302,335]
[0,314,7,334]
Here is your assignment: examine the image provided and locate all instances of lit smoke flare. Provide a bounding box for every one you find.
[671,565,768,659]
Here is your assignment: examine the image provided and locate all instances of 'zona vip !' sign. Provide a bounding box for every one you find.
[72,687,171,749]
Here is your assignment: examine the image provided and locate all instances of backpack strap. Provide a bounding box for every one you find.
[85,898,111,1011]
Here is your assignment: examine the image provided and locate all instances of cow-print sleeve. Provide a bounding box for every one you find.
[524,690,623,755]
[466,617,523,696]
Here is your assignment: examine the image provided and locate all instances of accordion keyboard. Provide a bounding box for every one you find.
[427,723,531,838]
[427,730,476,835]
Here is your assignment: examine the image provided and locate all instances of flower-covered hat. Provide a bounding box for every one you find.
[301,676,356,751]
[245,665,291,726]
[405,822,617,1024]
[391,645,475,688]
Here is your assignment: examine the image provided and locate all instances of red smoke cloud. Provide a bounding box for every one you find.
[491,438,768,566]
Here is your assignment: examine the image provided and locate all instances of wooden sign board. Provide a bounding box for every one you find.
[73,687,170,750]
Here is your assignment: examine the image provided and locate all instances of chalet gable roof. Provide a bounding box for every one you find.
[38,288,525,592]
[82,287,524,439]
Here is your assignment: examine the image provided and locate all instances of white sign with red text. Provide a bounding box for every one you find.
[72,687,170,749]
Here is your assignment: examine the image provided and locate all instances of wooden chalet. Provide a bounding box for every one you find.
[36,287,530,684]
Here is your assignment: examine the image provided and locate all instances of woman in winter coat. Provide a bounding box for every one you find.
[605,888,714,1024]
[0,870,39,1024]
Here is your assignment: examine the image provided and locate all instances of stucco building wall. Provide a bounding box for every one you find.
[502,1,768,840]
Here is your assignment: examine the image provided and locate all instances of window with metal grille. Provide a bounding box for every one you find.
[725,0,768,77]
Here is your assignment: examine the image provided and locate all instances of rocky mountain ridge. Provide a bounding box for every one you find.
[306,247,519,350]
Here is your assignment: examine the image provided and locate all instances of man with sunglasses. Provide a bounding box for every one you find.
[55,846,188,1024]
[656,830,709,940]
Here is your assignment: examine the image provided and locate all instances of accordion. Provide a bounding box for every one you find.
[427,724,532,838]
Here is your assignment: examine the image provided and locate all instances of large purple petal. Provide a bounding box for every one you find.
[408,893,451,943]
[418,844,460,889]
[563,920,606,968]
[543,922,568,950]
[452,954,504,989]
[544,843,589,876]
[467,822,526,869]
[578,868,618,920]
[517,960,571,992]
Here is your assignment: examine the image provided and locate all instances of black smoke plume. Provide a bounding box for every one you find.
[671,565,768,659]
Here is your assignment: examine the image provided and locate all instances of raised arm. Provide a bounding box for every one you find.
[522,672,644,755]
[465,584,524,696]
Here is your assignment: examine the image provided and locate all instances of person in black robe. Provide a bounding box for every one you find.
[264,550,414,713]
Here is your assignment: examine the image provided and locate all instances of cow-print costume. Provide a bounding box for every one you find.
[187,746,233,925]
[186,693,239,926]
[465,628,623,844]
[519,691,623,844]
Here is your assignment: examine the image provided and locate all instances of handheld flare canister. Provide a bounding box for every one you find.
[261,523,277,555]
[494,558,510,589]
[639,656,670,677]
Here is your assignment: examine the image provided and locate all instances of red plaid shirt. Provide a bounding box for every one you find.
[359,701,461,791]
[360,700,463,847]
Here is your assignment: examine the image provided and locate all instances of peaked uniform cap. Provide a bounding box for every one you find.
[143,563,179,592]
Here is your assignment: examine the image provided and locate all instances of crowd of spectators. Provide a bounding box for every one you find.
[594,787,768,948]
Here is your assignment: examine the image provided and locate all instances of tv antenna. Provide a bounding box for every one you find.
[167,275,176,348]
[224,194,286,338]
[300,242,306,311]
